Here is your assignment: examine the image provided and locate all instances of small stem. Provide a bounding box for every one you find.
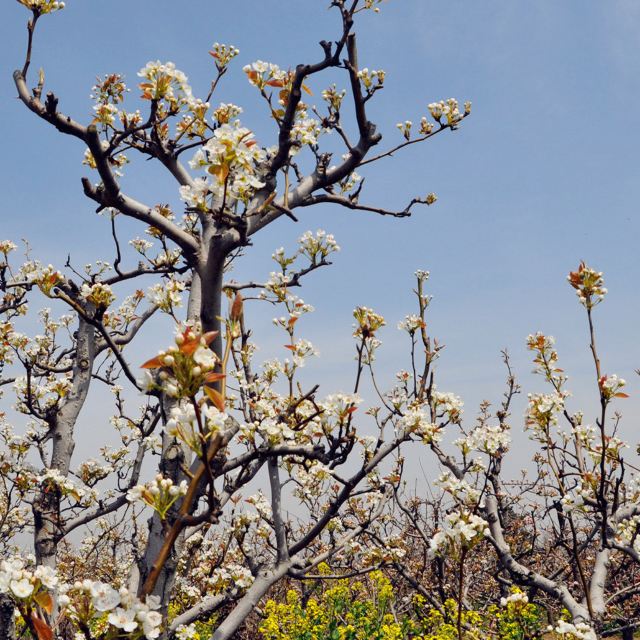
[457,548,467,640]
[22,13,40,78]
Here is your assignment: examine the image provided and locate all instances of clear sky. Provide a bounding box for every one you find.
[2,0,640,466]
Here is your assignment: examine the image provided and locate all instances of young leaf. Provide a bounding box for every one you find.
[30,614,53,640]
[204,372,226,383]
[141,356,164,369]
[204,386,225,412]
[34,591,54,615]
[230,293,243,321]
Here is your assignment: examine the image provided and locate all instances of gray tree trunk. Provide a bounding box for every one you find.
[0,594,15,640]
[34,317,95,568]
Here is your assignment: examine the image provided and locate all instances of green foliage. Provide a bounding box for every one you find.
[258,570,548,640]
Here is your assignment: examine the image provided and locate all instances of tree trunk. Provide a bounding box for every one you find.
[137,433,190,609]
[139,245,227,631]
[34,317,95,568]
[0,594,15,640]
[199,241,227,356]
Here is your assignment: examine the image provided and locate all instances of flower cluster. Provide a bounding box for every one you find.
[321,393,362,422]
[209,42,240,69]
[400,406,441,444]
[213,102,243,125]
[396,120,413,140]
[322,84,346,112]
[0,558,163,638]
[419,116,434,135]
[182,121,266,206]
[195,562,254,594]
[425,192,438,205]
[435,471,481,506]
[0,557,57,598]
[588,433,628,464]
[338,171,361,194]
[127,474,188,519]
[37,468,95,504]
[145,204,175,238]
[0,240,17,256]
[92,73,127,105]
[284,338,318,368]
[166,402,228,456]
[297,229,340,264]
[64,581,162,638]
[553,620,596,639]
[615,515,640,554]
[525,392,565,432]
[362,0,384,11]
[176,98,211,138]
[82,139,129,176]
[353,306,385,339]
[598,374,627,401]
[427,98,469,126]
[357,68,385,90]
[138,61,192,106]
[243,60,288,90]
[147,278,185,312]
[139,327,220,398]
[17,0,64,14]
[78,457,113,485]
[91,74,128,126]
[432,390,464,424]
[175,625,199,640]
[457,423,511,456]
[526,332,566,385]
[290,117,323,148]
[500,588,529,609]
[567,262,607,308]
[80,281,116,309]
[397,313,425,334]
[13,373,77,414]
[430,510,489,555]
[560,491,587,513]
[130,237,153,254]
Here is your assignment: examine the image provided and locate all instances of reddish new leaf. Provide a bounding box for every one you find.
[30,614,53,640]
[34,591,54,615]
[141,356,164,369]
[204,372,226,384]
[204,386,225,412]
[181,331,219,356]
[230,293,244,321]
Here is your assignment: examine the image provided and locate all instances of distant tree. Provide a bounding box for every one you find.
[379,263,640,640]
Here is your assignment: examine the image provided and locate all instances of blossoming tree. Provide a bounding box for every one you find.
[1,1,470,639]
[363,264,640,640]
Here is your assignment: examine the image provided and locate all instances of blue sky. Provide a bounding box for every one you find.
[2,0,640,460]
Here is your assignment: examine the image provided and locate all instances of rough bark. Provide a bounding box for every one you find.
[137,399,191,609]
[0,594,15,640]
[34,316,95,568]
[139,242,227,620]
